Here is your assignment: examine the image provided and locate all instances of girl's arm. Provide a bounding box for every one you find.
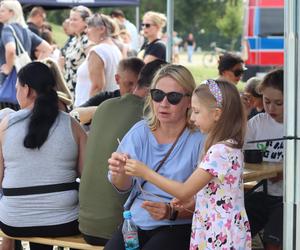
[125,159,213,201]
[88,51,106,97]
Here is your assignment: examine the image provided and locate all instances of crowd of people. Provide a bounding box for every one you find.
[0,2,285,250]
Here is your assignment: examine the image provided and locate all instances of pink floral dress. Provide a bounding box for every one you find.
[190,143,252,250]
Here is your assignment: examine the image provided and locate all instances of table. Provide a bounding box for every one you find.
[243,162,283,183]
[243,162,283,197]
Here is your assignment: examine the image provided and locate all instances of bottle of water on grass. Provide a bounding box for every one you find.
[122,210,139,250]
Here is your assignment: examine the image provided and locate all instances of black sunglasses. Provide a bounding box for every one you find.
[232,69,244,77]
[150,89,190,105]
[141,23,152,28]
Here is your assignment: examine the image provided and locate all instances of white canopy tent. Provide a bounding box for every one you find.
[284,0,300,249]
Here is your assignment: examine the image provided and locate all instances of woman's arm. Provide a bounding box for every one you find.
[71,117,87,177]
[88,51,106,97]
[125,159,213,201]
[143,54,159,64]
[0,116,9,187]
[1,42,16,75]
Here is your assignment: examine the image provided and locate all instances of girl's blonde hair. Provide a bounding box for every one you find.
[144,64,196,131]
[143,11,167,30]
[40,58,73,106]
[193,80,246,153]
[0,1,27,27]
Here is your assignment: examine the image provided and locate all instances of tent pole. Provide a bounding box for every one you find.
[166,0,174,63]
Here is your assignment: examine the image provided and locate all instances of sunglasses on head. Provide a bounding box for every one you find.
[232,69,244,77]
[141,23,152,28]
[150,89,190,105]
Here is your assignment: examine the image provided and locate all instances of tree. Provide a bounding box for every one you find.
[216,0,243,50]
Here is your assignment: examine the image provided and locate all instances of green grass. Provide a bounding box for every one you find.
[51,22,67,48]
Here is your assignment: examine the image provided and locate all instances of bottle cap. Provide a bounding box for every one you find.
[123,210,132,219]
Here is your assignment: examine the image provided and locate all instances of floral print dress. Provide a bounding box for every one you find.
[190,143,251,250]
[63,33,89,97]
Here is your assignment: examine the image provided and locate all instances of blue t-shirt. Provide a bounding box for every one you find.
[0,23,42,83]
[110,120,205,230]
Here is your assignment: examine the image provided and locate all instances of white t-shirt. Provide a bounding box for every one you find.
[244,112,284,196]
[74,43,122,107]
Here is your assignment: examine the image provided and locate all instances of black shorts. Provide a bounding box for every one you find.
[245,191,283,245]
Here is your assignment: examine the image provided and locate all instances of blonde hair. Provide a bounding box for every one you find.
[143,11,167,30]
[40,58,73,106]
[71,5,92,22]
[144,64,196,131]
[87,13,120,38]
[193,80,246,154]
[0,1,27,27]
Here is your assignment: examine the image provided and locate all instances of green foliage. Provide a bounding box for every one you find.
[216,0,243,50]
[51,22,68,48]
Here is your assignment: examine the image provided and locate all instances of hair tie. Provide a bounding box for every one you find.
[204,79,223,108]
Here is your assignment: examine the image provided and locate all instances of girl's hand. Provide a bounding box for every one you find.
[124,159,149,178]
[171,197,195,211]
[171,198,184,209]
[108,152,129,177]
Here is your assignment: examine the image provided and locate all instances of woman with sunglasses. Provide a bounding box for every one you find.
[106,64,205,250]
[217,52,245,85]
[138,11,167,64]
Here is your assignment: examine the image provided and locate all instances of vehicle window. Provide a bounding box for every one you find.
[259,8,284,36]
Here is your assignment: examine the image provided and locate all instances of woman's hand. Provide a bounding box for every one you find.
[108,152,129,177]
[125,159,150,179]
[141,201,169,220]
[0,64,12,75]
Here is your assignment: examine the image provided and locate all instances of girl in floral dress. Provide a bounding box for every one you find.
[125,79,252,249]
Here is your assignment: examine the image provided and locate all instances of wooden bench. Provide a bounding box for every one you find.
[0,230,103,250]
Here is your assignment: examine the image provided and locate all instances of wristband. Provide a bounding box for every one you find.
[168,204,178,221]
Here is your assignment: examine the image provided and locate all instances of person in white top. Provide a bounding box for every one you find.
[244,68,284,250]
[75,13,122,107]
[110,9,139,52]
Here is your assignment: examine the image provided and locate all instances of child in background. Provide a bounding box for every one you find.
[244,68,284,250]
[125,79,251,249]
[243,77,264,119]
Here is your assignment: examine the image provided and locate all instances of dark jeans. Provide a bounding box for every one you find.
[104,223,191,250]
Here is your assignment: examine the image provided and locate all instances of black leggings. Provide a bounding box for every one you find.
[0,220,80,250]
[104,223,191,250]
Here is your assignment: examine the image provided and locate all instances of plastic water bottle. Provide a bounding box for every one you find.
[122,210,139,250]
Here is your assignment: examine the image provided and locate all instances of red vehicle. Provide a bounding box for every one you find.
[242,0,284,80]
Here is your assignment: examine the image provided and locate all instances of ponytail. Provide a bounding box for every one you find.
[18,62,59,149]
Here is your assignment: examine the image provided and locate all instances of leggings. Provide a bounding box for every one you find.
[104,223,191,250]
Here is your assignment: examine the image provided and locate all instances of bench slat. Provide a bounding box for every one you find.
[0,230,103,250]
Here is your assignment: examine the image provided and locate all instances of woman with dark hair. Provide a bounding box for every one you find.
[217,52,245,85]
[0,62,86,250]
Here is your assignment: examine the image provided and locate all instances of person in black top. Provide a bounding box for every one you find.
[27,6,46,59]
[185,32,196,63]
[138,11,166,63]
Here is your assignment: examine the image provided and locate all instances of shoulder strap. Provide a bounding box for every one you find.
[7,25,27,55]
[125,126,186,210]
[141,125,186,188]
